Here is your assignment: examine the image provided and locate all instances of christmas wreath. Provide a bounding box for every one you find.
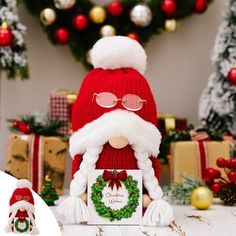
[14,218,30,233]
[22,0,213,69]
[91,170,140,221]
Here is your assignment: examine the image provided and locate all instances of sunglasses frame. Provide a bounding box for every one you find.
[93,92,146,111]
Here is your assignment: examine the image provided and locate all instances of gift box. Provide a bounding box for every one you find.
[169,141,230,183]
[157,113,187,136]
[50,89,77,136]
[5,133,68,195]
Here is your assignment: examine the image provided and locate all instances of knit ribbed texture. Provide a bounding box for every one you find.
[10,187,34,206]
[71,148,160,182]
[72,68,157,131]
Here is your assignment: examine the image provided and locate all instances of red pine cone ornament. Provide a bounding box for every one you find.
[204,157,236,206]
[0,22,14,46]
[161,0,177,17]
[12,121,30,134]
[227,67,236,85]
[194,0,208,14]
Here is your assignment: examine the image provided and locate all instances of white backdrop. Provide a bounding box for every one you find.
[0,0,227,181]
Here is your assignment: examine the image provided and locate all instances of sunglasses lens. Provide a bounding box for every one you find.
[122,94,144,111]
[96,92,117,108]
[15,195,22,201]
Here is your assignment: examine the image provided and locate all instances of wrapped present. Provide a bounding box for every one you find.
[50,89,77,136]
[157,113,187,136]
[5,133,68,195]
[169,141,230,183]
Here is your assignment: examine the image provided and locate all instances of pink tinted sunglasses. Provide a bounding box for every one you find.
[15,195,30,201]
[93,92,146,111]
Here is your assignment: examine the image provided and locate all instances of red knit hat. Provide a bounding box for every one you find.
[58,36,173,227]
[9,180,34,208]
[72,68,157,131]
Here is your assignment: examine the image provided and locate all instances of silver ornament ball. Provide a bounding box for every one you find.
[54,0,76,10]
[130,4,152,27]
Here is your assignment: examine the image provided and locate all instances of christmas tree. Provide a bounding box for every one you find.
[40,175,59,206]
[0,0,28,79]
[199,0,236,136]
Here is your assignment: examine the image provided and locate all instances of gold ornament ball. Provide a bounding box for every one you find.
[165,19,177,32]
[40,8,56,26]
[100,25,116,37]
[142,194,152,208]
[89,6,106,24]
[54,0,76,10]
[190,187,213,210]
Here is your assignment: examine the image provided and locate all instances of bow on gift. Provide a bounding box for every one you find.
[190,130,211,141]
[102,170,127,190]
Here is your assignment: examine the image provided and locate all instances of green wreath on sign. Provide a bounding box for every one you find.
[14,218,30,233]
[91,171,140,221]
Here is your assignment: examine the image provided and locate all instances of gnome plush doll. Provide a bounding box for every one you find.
[57,36,174,226]
[5,179,39,234]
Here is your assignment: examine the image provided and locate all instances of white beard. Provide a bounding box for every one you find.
[69,109,163,200]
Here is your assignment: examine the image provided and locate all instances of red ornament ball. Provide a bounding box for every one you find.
[228,171,236,183]
[127,33,140,42]
[216,157,226,168]
[73,14,88,30]
[211,183,222,193]
[227,67,236,85]
[0,28,14,46]
[194,0,208,14]
[161,0,177,17]
[55,28,69,44]
[108,1,124,16]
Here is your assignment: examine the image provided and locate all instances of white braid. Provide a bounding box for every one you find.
[5,210,17,232]
[70,146,103,197]
[134,149,163,200]
[28,212,39,235]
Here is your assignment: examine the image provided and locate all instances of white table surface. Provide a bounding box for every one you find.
[51,197,236,236]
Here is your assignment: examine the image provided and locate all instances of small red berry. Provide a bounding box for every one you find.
[205,168,221,179]
[216,157,226,168]
[205,177,213,186]
[228,171,236,183]
[211,183,222,193]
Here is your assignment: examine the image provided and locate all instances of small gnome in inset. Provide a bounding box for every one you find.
[57,36,174,226]
[5,179,39,235]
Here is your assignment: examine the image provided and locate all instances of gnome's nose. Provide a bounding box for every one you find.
[108,136,129,149]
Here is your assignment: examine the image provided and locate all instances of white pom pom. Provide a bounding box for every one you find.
[91,36,147,75]
[16,179,32,189]
[142,199,174,226]
[57,196,89,224]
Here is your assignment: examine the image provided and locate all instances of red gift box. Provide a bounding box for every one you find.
[50,90,76,136]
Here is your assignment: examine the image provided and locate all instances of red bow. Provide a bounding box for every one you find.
[102,170,127,190]
[190,130,211,142]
